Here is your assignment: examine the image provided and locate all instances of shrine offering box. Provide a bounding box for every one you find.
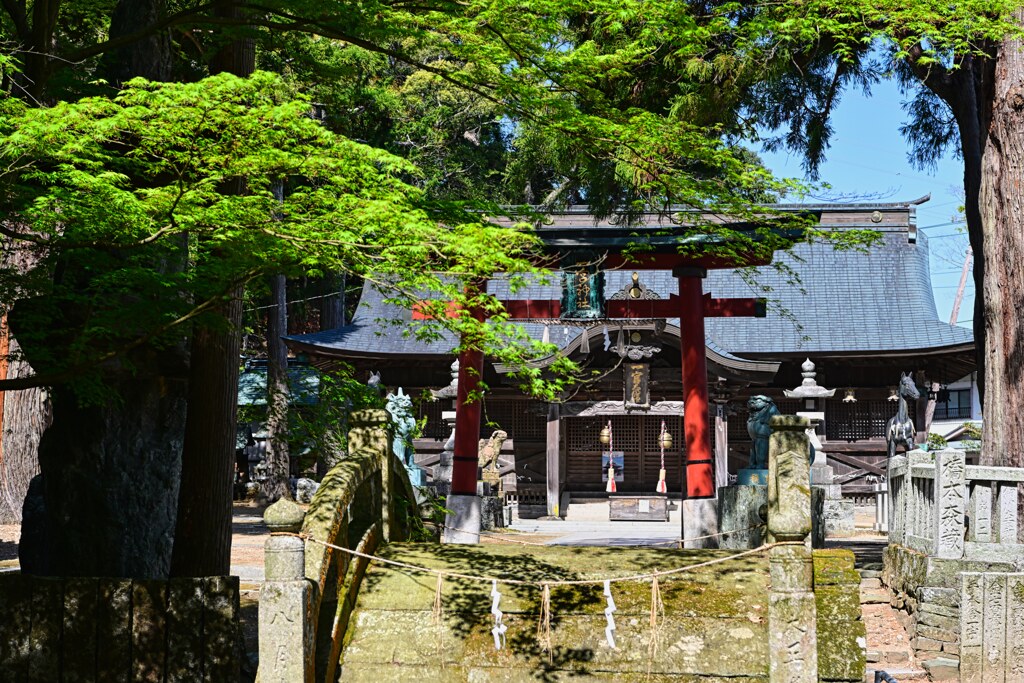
[609,495,669,521]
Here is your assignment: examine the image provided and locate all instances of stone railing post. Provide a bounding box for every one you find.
[259,500,315,683]
[766,415,817,683]
[349,409,391,541]
[887,455,907,545]
[933,448,966,559]
[873,480,889,533]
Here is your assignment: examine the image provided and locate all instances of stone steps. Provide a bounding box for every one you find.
[864,664,930,681]
[858,570,928,683]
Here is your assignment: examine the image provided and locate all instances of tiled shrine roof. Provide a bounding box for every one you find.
[285,201,972,364]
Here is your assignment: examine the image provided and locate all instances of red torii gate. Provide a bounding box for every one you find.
[423,260,768,502]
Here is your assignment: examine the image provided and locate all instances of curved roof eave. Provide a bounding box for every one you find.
[490,322,780,384]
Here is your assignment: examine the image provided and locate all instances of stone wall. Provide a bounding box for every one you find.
[0,574,239,680]
[882,543,1015,681]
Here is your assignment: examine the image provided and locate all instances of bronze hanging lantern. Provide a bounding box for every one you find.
[599,424,611,445]
[659,429,673,451]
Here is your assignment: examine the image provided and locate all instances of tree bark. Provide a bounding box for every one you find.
[0,318,48,525]
[11,0,187,576]
[0,234,49,525]
[319,273,346,330]
[170,291,244,576]
[100,0,172,86]
[261,273,291,504]
[170,6,254,576]
[978,10,1024,472]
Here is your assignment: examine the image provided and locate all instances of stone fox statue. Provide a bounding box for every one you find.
[747,395,780,469]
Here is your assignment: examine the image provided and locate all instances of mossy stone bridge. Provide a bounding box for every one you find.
[256,410,865,682]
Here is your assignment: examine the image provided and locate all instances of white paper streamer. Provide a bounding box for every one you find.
[603,579,617,648]
[602,324,611,351]
[490,580,507,650]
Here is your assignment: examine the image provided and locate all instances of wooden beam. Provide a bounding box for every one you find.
[825,451,886,477]
[413,294,765,321]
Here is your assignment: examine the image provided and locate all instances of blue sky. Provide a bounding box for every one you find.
[756,77,973,329]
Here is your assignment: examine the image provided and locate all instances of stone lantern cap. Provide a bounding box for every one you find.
[783,358,836,399]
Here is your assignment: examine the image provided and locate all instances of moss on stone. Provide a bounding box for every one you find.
[812,551,865,682]
[341,544,773,679]
[812,549,859,586]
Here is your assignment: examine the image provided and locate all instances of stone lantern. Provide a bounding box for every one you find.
[782,359,852,542]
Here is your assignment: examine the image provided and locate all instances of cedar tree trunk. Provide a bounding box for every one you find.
[261,273,291,504]
[14,0,188,577]
[979,10,1024,468]
[170,11,255,576]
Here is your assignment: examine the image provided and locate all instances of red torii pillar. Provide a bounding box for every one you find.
[417,277,763,511]
[452,325,485,497]
[675,267,714,499]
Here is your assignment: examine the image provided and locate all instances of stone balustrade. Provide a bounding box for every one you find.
[258,409,416,683]
[889,448,1023,563]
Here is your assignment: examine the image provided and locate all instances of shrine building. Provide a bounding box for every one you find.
[285,198,974,517]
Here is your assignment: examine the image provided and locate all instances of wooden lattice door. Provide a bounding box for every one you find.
[565,415,683,492]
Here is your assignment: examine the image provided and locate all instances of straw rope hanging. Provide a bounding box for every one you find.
[646,572,665,678]
[536,583,553,662]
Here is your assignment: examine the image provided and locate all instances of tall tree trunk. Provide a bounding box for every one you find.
[0,235,49,525]
[21,0,59,101]
[170,291,244,576]
[101,0,172,86]
[261,273,291,503]
[0,316,49,525]
[923,54,994,409]
[170,8,254,576]
[979,10,1024,470]
[319,273,346,330]
[13,0,187,577]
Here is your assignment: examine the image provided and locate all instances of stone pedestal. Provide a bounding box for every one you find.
[259,533,314,683]
[810,462,855,538]
[442,493,481,544]
[682,497,719,548]
[434,451,453,497]
[717,485,768,549]
[406,464,426,488]
[765,415,817,683]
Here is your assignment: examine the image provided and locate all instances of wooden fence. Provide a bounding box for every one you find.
[0,574,238,683]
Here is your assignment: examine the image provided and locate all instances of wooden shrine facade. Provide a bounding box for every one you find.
[287,200,976,512]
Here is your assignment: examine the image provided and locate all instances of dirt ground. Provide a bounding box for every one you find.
[863,602,910,650]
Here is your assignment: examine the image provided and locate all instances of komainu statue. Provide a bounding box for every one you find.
[747,395,780,469]
[478,430,508,485]
[385,387,416,467]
